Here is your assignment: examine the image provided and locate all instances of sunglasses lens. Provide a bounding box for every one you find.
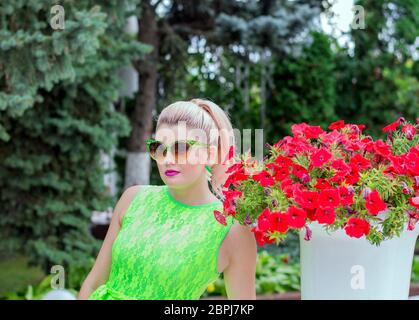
[149,142,165,159]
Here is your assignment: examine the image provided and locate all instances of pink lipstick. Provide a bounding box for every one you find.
[165,170,180,177]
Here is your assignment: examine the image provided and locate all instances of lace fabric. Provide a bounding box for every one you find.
[88,184,234,300]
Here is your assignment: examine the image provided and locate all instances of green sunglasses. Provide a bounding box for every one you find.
[145,139,209,163]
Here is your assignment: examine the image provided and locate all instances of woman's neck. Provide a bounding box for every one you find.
[167,180,218,206]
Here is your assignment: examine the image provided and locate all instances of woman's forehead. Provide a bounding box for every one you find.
[155,125,209,142]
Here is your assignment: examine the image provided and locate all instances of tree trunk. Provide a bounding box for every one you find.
[125,2,158,189]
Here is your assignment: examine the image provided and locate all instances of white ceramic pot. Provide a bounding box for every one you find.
[299,221,419,300]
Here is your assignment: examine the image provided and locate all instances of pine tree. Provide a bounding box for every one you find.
[0,0,150,276]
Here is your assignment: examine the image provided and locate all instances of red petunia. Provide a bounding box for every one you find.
[314,207,336,224]
[257,207,272,232]
[295,190,318,209]
[402,124,417,140]
[365,189,387,215]
[318,188,341,208]
[214,210,227,226]
[373,139,392,158]
[291,164,309,179]
[266,163,289,182]
[345,166,361,185]
[310,148,332,168]
[252,170,275,187]
[339,186,354,206]
[344,217,370,238]
[222,189,242,217]
[251,226,275,246]
[382,119,401,132]
[274,155,293,167]
[292,123,324,139]
[286,206,307,229]
[314,178,332,190]
[331,158,351,174]
[406,151,419,176]
[350,154,371,171]
[409,197,419,209]
[269,211,289,233]
[280,178,294,197]
[328,120,345,130]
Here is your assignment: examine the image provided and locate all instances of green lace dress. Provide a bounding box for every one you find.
[88,184,234,300]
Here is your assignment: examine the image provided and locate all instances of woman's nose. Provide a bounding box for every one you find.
[163,149,176,165]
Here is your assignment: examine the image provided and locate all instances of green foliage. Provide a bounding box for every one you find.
[0,1,150,274]
[412,255,419,283]
[203,249,300,297]
[266,32,337,143]
[335,0,419,137]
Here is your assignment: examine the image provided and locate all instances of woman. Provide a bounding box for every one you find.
[78,98,257,300]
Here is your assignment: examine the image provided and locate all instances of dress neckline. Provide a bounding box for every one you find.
[163,185,221,209]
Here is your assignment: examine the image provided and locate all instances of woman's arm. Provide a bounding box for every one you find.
[222,221,258,300]
[77,185,141,299]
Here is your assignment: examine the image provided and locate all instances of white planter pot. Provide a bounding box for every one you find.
[299,221,419,300]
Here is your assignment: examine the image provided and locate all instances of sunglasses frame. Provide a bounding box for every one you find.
[145,138,208,161]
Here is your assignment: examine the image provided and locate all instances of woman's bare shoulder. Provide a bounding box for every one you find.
[226,220,257,255]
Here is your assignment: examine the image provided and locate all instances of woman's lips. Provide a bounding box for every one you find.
[165,170,180,177]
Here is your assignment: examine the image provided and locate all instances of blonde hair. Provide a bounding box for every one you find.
[156,98,235,200]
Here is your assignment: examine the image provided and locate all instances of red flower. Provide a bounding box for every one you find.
[303,125,324,139]
[257,207,272,232]
[382,119,401,132]
[266,163,289,182]
[214,210,227,226]
[314,178,332,190]
[365,189,387,215]
[295,190,318,209]
[280,178,294,197]
[373,139,392,158]
[349,154,371,171]
[269,211,289,233]
[251,226,275,246]
[402,124,417,140]
[252,170,275,187]
[345,166,361,185]
[328,120,345,130]
[314,207,336,224]
[318,188,340,208]
[407,210,419,231]
[274,155,292,167]
[286,206,307,229]
[339,186,354,206]
[222,189,242,217]
[409,197,419,209]
[344,217,370,238]
[406,151,419,176]
[291,164,308,179]
[292,123,324,139]
[331,158,351,174]
[310,148,332,167]
[223,163,249,188]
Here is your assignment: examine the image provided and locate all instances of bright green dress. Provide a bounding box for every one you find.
[88,184,234,300]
